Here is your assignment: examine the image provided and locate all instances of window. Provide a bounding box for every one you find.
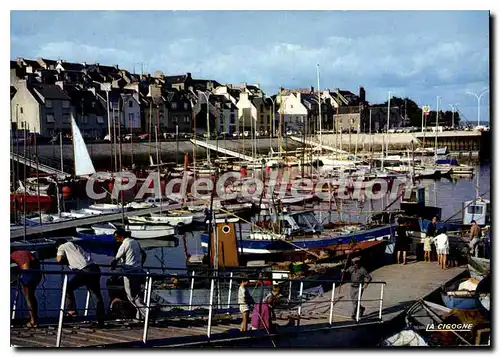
[96,116,104,124]
[230,114,235,124]
[46,114,55,123]
[128,113,134,124]
[267,114,270,121]
[185,115,190,122]
[62,100,70,109]
[171,102,177,110]
[260,104,264,112]
[467,205,483,215]
[81,115,88,124]
[184,103,188,110]
[128,101,133,108]
[46,100,53,109]
[20,107,23,114]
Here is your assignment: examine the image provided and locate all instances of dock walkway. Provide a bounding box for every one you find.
[10,261,466,347]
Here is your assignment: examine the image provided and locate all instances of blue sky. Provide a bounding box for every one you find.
[11,10,490,123]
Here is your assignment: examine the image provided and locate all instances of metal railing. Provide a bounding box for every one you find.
[11,265,387,347]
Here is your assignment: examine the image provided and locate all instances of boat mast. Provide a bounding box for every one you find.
[317,64,322,154]
[278,88,284,159]
[435,96,439,162]
[23,122,27,240]
[154,125,162,214]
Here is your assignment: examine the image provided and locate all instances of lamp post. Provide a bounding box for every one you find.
[199,91,211,164]
[448,104,459,129]
[467,89,489,127]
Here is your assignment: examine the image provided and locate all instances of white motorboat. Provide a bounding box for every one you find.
[92,222,176,239]
[128,210,194,226]
[87,203,127,214]
[125,197,171,210]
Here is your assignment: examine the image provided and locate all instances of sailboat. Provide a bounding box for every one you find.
[19,114,119,226]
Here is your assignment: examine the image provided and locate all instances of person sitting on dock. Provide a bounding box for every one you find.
[432,229,449,270]
[469,220,483,258]
[111,228,148,320]
[238,275,255,332]
[343,257,372,321]
[10,250,42,328]
[55,238,105,327]
[395,219,410,265]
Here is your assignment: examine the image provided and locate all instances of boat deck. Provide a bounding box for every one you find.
[11,261,466,347]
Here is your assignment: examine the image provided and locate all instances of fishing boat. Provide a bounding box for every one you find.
[435,158,474,175]
[440,277,483,310]
[91,222,177,239]
[200,210,394,255]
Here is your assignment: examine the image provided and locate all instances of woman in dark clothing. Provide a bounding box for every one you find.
[395,219,410,265]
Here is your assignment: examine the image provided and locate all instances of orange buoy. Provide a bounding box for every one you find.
[62,186,72,198]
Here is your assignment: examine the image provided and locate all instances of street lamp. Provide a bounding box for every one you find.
[448,104,459,129]
[199,91,211,163]
[467,89,489,127]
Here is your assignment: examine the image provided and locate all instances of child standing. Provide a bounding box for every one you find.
[423,235,432,262]
[238,276,254,331]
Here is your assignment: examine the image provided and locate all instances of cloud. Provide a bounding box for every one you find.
[10,10,490,121]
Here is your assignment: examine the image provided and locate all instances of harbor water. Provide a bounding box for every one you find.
[11,163,490,320]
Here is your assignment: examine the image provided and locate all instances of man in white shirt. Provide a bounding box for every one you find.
[111,228,148,319]
[55,238,105,327]
[432,229,449,269]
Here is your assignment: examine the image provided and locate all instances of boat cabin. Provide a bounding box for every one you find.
[253,210,324,237]
[400,185,442,221]
[462,198,491,226]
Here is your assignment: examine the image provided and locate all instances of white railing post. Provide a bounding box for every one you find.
[11,278,21,321]
[378,284,385,321]
[143,269,150,301]
[188,270,195,311]
[227,272,233,309]
[329,283,335,325]
[297,281,304,324]
[207,278,215,338]
[142,274,153,344]
[83,290,91,317]
[56,274,68,348]
[288,280,293,301]
[356,283,363,322]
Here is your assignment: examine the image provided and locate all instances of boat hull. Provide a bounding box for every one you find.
[200,224,395,254]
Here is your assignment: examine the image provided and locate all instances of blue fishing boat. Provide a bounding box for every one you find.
[76,228,116,244]
[200,210,395,255]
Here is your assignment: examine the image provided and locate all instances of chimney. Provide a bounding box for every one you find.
[359,86,366,103]
[310,86,314,94]
[296,92,301,102]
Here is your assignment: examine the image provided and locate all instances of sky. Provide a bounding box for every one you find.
[10,10,490,123]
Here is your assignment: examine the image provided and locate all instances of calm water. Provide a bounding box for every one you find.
[11,163,490,319]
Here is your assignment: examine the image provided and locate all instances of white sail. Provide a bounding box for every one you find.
[71,114,96,176]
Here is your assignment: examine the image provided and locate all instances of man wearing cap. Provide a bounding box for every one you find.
[55,238,105,327]
[344,257,372,320]
[111,228,148,319]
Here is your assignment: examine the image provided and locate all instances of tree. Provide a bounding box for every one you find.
[371,96,460,127]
